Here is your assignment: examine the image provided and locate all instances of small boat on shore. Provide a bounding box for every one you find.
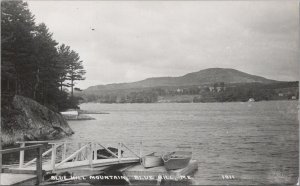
[162,151,192,170]
[141,152,163,168]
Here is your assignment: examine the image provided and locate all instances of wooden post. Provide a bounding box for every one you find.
[118,143,122,161]
[0,122,2,174]
[77,143,82,161]
[93,143,97,160]
[139,141,143,158]
[51,144,56,171]
[62,143,67,161]
[24,147,53,167]
[84,143,88,160]
[19,142,25,168]
[36,146,43,185]
[0,121,2,174]
[89,143,93,167]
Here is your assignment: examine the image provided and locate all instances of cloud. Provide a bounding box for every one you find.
[27,1,299,88]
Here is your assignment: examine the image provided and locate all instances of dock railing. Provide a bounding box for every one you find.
[0,143,47,185]
[14,141,143,172]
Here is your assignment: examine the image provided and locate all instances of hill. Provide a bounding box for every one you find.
[78,68,298,103]
[84,68,278,94]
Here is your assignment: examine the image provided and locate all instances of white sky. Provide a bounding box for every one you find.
[27,1,299,89]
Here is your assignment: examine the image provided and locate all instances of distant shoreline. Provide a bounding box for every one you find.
[78,81,298,104]
[82,99,298,104]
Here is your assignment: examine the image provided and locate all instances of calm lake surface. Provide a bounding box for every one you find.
[65,101,298,185]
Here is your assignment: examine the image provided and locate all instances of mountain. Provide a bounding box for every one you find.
[84,68,278,94]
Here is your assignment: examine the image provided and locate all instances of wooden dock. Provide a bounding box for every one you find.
[0,144,44,185]
[9,157,139,173]
[1,141,199,185]
[0,141,141,185]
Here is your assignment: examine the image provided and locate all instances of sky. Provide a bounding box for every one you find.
[27,1,299,89]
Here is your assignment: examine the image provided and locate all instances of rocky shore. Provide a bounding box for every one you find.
[1,95,74,147]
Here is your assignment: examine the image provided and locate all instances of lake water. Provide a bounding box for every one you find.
[65,101,298,185]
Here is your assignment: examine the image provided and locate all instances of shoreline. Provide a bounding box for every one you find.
[60,109,110,121]
[81,99,298,105]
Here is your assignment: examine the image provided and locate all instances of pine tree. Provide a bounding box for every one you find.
[1,1,86,111]
[66,50,86,98]
[1,1,36,96]
[32,23,59,104]
[57,44,71,91]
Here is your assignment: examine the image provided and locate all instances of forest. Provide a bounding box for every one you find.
[81,82,299,103]
[1,1,85,111]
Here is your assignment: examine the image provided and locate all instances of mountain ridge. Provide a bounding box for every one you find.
[85,68,279,93]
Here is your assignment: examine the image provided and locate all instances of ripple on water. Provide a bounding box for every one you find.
[62,101,299,185]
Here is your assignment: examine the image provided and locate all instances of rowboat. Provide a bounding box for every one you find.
[141,152,163,168]
[162,151,192,170]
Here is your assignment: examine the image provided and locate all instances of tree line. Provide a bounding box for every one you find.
[1,1,85,111]
[82,82,299,103]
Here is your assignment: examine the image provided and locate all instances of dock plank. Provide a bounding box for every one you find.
[0,173,36,185]
[8,157,140,173]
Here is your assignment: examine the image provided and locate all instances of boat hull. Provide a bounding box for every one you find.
[162,151,192,170]
[141,155,163,168]
[163,158,191,170]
